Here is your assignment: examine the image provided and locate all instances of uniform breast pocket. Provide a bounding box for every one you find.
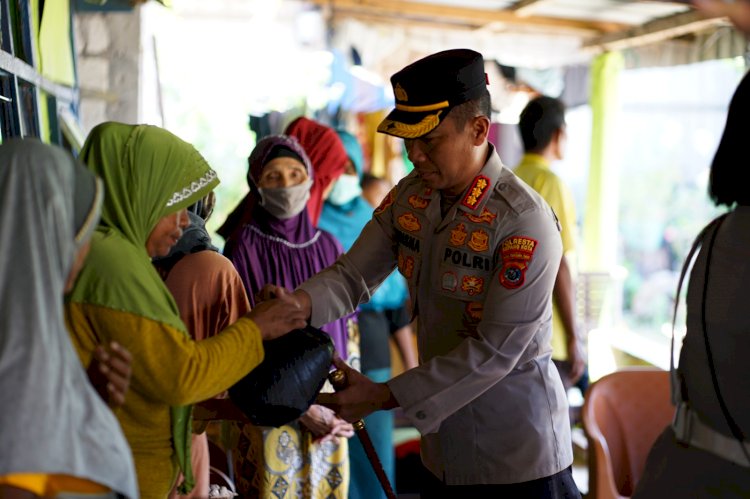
[435,246,493,301]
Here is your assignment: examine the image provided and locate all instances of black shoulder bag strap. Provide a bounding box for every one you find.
[671,212,749,463]
[669,215,726,405]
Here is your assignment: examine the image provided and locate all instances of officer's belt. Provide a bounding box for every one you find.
[672,402,750,468]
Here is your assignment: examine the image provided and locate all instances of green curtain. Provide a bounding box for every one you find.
[39,0,76,87]
[582,51,623,273]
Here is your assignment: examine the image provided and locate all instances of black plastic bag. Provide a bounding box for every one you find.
[229,325,334,427]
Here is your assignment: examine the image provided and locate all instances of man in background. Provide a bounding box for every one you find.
[514,96,587,402]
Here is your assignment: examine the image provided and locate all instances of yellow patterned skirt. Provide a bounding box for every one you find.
[231,421,349,499]
[230,320,358,498]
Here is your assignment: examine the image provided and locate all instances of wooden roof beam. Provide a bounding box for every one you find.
[510,0,552,18]
[329,10,482,31]
[584,10,731,52]
[307,0,626,34]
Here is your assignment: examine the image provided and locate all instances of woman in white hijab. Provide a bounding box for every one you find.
[0,139,138,498]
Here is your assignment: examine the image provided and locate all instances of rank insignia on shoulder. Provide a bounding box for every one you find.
[498,236,538,289]
[464,207,497,225]
[461,275,485,296]
[408,194,429,210]
[467,229,489,252]
[375,188,396,215]
[449,223,468,247]
[397,212,421,232]
[461,175,491,209]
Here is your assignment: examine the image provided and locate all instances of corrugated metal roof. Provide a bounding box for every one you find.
[305,0,734,68]
[405,0,690,24]
[309,0,699,31]
[535,0,689,24]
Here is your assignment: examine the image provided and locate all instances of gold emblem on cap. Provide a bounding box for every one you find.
[394,83,408,102]
[377,111,442,139]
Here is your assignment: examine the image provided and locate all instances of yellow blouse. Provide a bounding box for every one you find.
[65,303,264,499]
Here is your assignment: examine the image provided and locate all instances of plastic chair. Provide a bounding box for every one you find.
[582,368,673,499]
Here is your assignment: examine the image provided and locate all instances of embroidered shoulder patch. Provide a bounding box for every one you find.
[398,253,415,279]
[375,188,396,215]
[461,275,485,296]
[461,175,491,209]
[467,229,489,252]
[397,212,421,232]
[498,236,538,289]
[449,223,468,247]
[408,194,429,209]
[441,271,458,292]
[465,302,484,321]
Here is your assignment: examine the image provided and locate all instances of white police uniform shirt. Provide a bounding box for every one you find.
[298,144,572,484]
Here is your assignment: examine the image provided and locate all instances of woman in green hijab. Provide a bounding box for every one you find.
[66,122,306,499]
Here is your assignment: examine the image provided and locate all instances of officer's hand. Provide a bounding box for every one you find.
[256,285,312,317]
[317,357,398,423]
[245,288,308,341]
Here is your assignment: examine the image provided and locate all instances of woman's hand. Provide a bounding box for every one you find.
[246,287,308,340]
[87,341,132,408]
[257,285,312,319]
[299,404,355,443]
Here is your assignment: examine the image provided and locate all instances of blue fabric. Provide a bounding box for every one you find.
[336,130,365,178]
[318,196,373,252]
[318,130,371,251]
[360,272,408,312]
[348,368,395,499]
[319,130,409,312]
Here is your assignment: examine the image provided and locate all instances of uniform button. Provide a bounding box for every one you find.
[416,410,426,420]
[498,183,507,190]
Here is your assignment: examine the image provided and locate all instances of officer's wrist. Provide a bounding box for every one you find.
[378,383,399,411]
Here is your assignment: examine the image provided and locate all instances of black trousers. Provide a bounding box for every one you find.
[420,466,581,499]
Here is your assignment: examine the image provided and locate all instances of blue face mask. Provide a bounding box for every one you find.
[327,174,362,206]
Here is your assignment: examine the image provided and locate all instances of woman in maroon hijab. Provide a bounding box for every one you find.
[225,134,356,498]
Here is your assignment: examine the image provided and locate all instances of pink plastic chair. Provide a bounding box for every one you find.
[582,368,673,499]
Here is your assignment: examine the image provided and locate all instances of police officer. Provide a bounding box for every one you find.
[265,49,579,498]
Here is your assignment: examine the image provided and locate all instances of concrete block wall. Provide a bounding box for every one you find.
[74,8,141,136]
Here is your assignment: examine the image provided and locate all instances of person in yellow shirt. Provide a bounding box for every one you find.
[514,96,587,398]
